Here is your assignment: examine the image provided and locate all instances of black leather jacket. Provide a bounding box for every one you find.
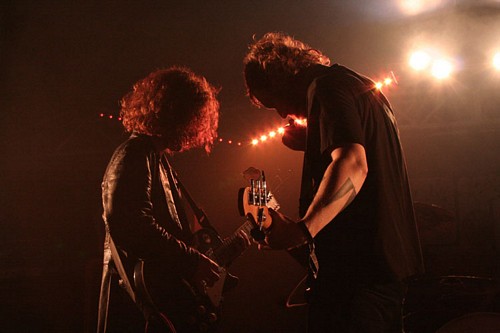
[101,133,201,278]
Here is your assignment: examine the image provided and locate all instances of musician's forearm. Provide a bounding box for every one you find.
[301,144,367,237]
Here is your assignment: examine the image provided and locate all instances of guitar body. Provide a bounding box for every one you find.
[190,227,239,308]
[136,227,241,333]
[133,167,306,332]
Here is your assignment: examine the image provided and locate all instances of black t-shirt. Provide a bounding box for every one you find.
[300,65,424,289]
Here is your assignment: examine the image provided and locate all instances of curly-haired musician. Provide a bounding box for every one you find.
[101,67,248,332]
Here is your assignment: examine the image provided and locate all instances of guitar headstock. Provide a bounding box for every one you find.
[238,169,280,232]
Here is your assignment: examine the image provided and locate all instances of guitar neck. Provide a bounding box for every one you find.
[212,219,255,267]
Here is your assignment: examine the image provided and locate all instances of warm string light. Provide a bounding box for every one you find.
[231,118,308,147]
[98,112,307,147]
[218,137,243,146]
[99,113,122,121]
[374,71,398,90]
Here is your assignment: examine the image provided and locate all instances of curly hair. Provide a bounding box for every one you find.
[243,32,330,106]
[120,67,219,153]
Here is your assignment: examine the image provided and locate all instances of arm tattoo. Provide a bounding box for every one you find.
[322,177,357,211]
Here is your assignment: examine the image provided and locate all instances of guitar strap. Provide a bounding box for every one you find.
[170,166,216,232]
[160,156,193,238]
[160,156,216,233]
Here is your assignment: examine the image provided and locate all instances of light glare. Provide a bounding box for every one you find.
[409,51,431,71]
[493,52,500,71]
[294,118,307,126]
[398,0,448,16]
[431,59,453,79]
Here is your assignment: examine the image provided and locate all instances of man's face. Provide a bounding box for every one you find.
[251,88,306,119]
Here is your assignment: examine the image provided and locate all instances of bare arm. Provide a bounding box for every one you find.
[301,143,368,237]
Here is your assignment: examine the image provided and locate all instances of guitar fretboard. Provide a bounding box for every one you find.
[213,219,255,267]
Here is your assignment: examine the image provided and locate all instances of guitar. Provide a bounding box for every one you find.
[238,167,280,241]
[132,177,280,333]
[239,167,318,291]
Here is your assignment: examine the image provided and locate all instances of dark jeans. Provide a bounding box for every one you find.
[307,281,406,333]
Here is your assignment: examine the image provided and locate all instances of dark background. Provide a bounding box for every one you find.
[1,1,499,332]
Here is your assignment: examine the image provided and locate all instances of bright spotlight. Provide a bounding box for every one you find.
[409,51,431,71]
[398,0,447,16]
[493,52,500,71]
[431,59,453,79]
[399,0,424,15]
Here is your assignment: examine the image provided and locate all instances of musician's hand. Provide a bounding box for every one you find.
[235,229,252,252]
[262,208,309,250]
[192,254,221,294]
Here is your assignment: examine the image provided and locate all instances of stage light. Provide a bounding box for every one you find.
[374,73,396,91]
[260,135,268,142]
[398,0,423,15]
[277,127,285,134]
[397,0,449,16]
[409,50,432,71]
[431,59,453,79]
[269,131,276,138]
[294,118,307,126]
[493,52,500,71]
[251,139,259,145]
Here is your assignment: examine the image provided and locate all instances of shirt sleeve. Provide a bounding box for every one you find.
[312,76,365,155]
